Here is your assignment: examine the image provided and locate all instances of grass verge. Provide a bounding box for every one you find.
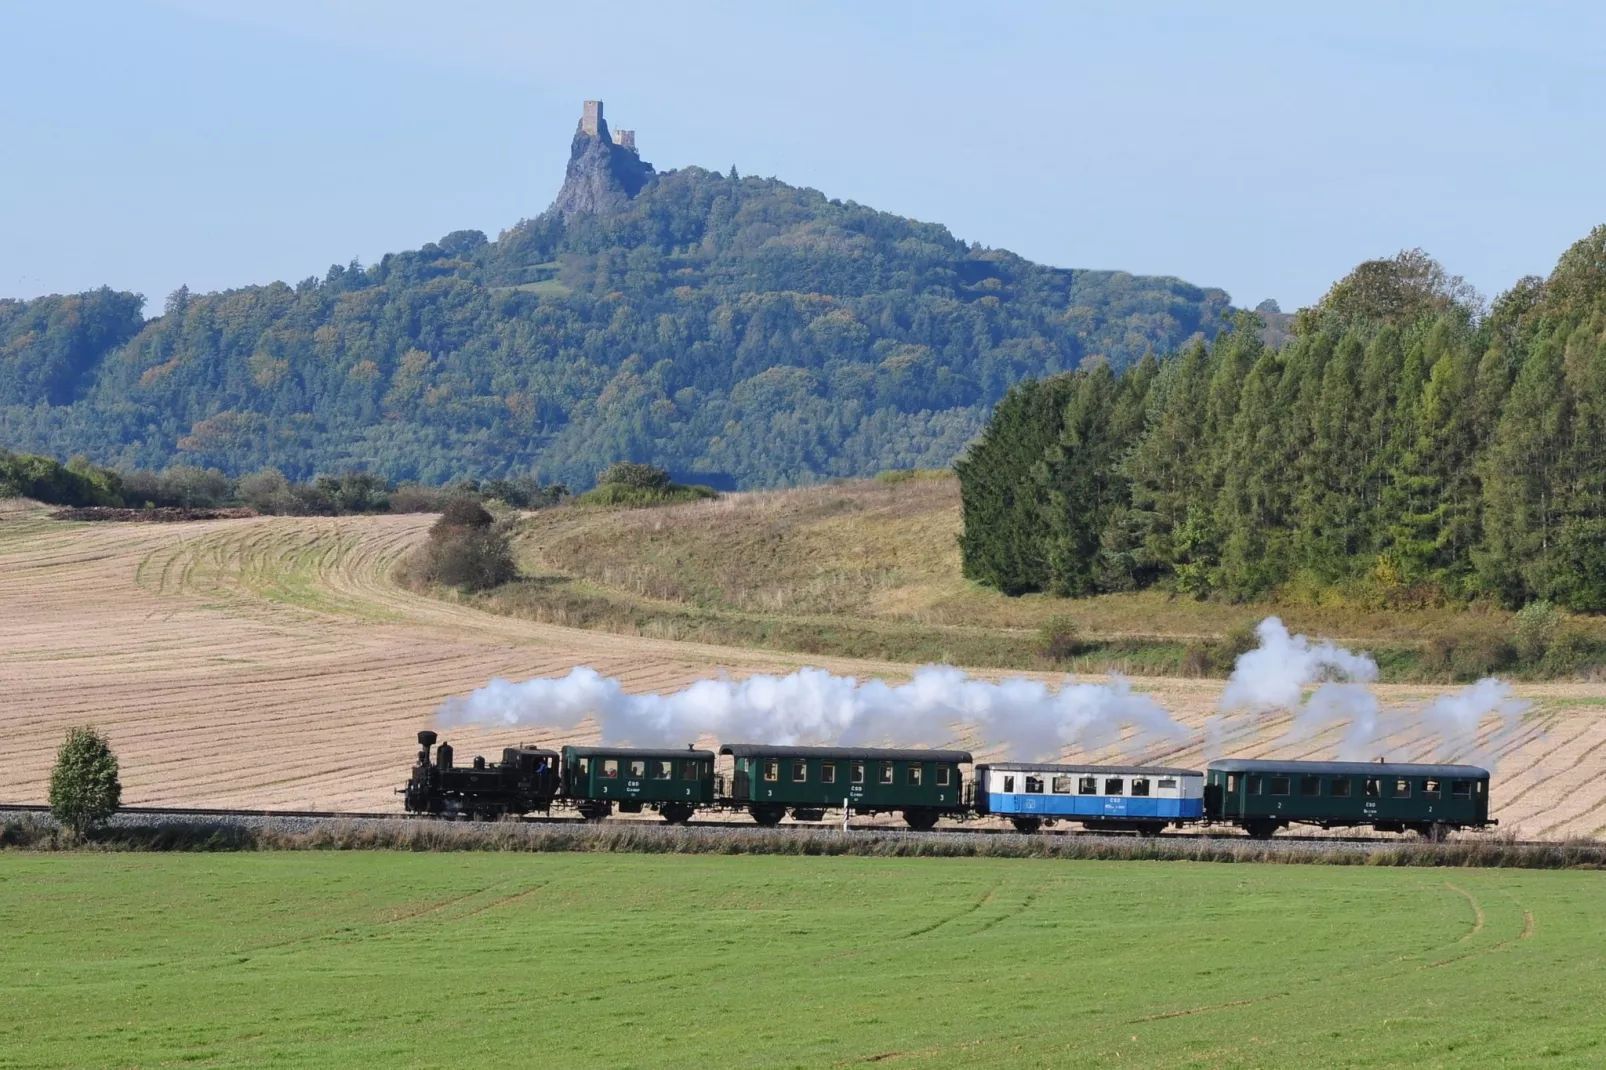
[5,816,1603,869]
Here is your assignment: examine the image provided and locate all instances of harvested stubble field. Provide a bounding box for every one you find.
[2,852,1602,1068]
[2,497,1606,838]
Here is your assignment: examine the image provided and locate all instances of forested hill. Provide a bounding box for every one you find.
[958,227,1606,613]
[0,125,1229,489]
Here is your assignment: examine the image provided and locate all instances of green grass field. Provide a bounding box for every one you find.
[2,853,1601,1068]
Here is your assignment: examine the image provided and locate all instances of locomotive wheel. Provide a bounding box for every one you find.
[903,809,940,831]
[1009,817,1042,834]
[748,804,786,827]
[660,803,694,825]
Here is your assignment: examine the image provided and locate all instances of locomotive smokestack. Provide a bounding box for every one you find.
[418,730,438,748]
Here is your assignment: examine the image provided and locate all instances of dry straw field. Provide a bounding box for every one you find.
[2,496,1604,838]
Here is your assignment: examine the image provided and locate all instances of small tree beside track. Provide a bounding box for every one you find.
[49,725,122,836]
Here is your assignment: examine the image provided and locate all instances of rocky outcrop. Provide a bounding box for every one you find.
[549,105,654,218]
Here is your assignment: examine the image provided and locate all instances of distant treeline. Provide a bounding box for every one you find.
[959,227,1606,613]
[0,447,567,515]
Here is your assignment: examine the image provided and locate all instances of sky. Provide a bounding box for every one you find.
[5,1,1603,317]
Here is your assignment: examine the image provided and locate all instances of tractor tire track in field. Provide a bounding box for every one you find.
[901,882,1001,939]
[1,510,1604,834]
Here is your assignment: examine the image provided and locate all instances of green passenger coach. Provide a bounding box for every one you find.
[718,744,971,829]
[561,745,716,824]
[1204,758,1493,839]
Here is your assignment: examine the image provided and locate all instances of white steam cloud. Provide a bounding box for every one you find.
[436,664,1189,761]
[1215,617,1531,768]
[437,617,1533,769]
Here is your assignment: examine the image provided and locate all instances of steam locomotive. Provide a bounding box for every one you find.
[403,730,1495,838]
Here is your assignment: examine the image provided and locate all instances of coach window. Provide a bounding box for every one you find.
[1003,775,1015,793]
[1158,778,1177,791]
[1451,779,1471,798]
[1475,781,1486,798]
[653,760,672,780]
[578,757,591,777]
[936,766,952,787]
[629,759,646,778]
[763,759,779,782]
[1079,776,1097,795]
[1424,778,1442,798]
[1026,775,1045,794]
[1104,778,1124,796]
[1269,776,1291,796]
[1365,778,1380,797]
[1247,775,1263,796]
[1227,774,1240,794]
[1331,779,1351,798]
[821,763,837,785]
[1052,776,1074,794]
[908,765,924,786]
[602,759,619,779]
[1300,776,1322,797]
[1394,779,1411,798]
[851,761,865,784]
[1131,778,1150,797]
[880,762,895,784]
[792,760,808,782]
[683,761,699,780]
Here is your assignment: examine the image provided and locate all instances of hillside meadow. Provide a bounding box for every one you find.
[493,474,1606,679]
[1,852,1601,1069]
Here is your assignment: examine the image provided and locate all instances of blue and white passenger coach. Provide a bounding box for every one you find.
[973,763,1205,834]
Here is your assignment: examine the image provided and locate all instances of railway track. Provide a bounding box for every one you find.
[0,802,1560,847]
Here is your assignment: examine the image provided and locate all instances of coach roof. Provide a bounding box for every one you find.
[1207,758,1489,778]
[720,744,973,763]
[564,745,717,761]
[982,763,1201,777]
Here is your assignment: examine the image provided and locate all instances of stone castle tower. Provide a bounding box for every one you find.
[550,99,654,218]
[577,100,636,152]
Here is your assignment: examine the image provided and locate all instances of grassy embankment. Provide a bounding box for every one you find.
[2,852,1599,1068]
[443,473,1606,681]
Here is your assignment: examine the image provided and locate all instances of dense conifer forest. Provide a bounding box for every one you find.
[958,228,1606,612]
[0,167,1227,489]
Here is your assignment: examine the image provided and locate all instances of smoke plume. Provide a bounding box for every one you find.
[1216,616,1530,767]
[436,664,1189,761]
[438,616,1532,769]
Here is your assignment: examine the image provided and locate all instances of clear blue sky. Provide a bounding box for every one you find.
[5,1,1601,316]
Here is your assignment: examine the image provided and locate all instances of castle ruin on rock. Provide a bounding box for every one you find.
[550,99,653,218]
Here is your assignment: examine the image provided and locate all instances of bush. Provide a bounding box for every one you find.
[1179,623,1259,678]
[1513,600,1562,662]
[407,495,516,591]
[575,482,717,508]
[596,462,671,490]
[389,482,449,513]
[48,726,121,836]
[1,449,122,506]
[434,496,494,532]
[1038,615,1083,663]
[1450,633,1519,680]
[238,467,295,513]
[1540,629,1602,677]
[482,476,569,509]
